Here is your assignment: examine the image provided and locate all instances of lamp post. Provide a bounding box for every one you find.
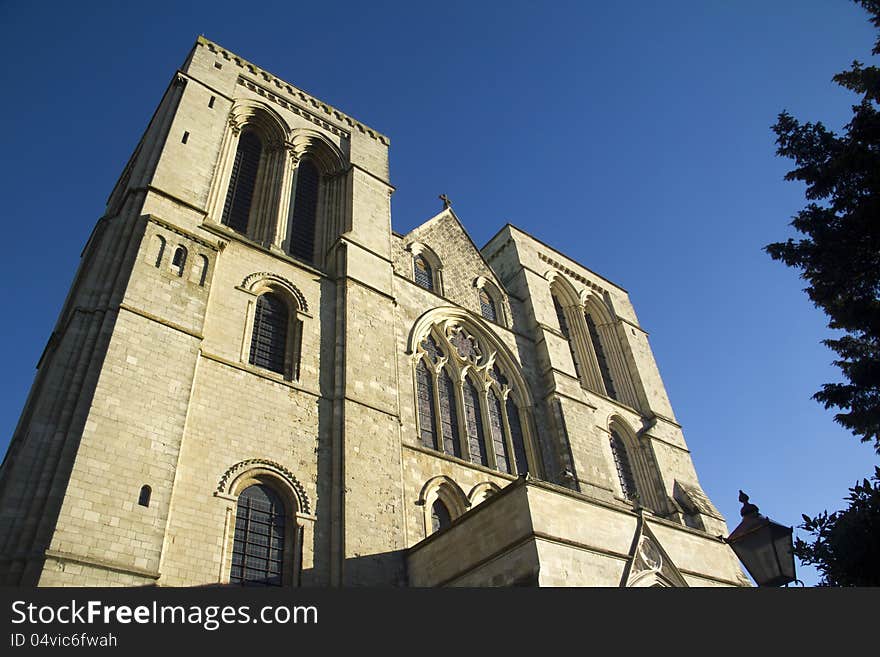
[725,490,797,587]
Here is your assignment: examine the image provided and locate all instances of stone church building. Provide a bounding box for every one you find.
[0,38,748,587]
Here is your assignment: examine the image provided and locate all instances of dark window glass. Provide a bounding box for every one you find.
[414,256,433,291]
[289,158,319,263]
[451,330,478,361]
[230,484,286,586]
[554,296,581,379]
[479,289,497,322]
[464,380,487,466]
[438,369,461,458]
[222,130,262,234]
[487,389,509,474]
[586,313,617,399]
[172,246,187,276]
[420,335,442,364]
[138,485,151,507]
[506,398,529,476]
[610,430,637,500]
[249,293,288,375]
[416,361,437,450]
[431,499,451,533]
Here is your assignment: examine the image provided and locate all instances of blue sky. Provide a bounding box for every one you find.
[0,1,876,586]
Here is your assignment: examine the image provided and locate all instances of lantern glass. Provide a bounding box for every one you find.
[728,515,795,587]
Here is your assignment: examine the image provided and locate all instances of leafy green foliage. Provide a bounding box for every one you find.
[793,467,880,586]
[766,0,880,453]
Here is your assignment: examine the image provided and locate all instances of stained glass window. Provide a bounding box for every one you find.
[230,484,286,586]
[414,256,433,291]
[487,389,509,474]
[416,360,437,450]
[507,397,529,476]
[438,369,461,458]
[464,379,487,466]
[249,293,288,375]
[586,313,617,399]
[610,430,637,500]
[289,158,319,263]
[451,329,479,361]
[222,130,262,234]
[420,335,442,364]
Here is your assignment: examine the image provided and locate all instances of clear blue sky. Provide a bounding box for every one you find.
[0,1,876,586]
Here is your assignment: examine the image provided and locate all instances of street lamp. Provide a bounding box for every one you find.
[726,490,797,587]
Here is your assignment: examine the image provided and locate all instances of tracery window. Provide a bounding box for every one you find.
[413,321,535,476]
[230,484,286,586]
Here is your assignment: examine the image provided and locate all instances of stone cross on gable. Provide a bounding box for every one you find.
[439,194,452,209]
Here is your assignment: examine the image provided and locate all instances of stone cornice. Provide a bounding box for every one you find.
[199,37,389,145]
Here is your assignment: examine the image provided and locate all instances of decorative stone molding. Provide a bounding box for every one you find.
[216,459,310,515]
[539,252,608,296]
[241,272,308,313]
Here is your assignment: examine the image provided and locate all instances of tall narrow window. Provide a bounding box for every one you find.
[438,369,461,458]
[249,293,288,375]
[289,158,319,263]
[416,360,437,450]
[487,389,509,474]
[586,313,616,399]
[138,485,151,508]
[230,484,286,586]
[554,296,581,379]
[414,256,433,291]
[479,289,497,322]
[464,379,487,466]
[222,130,262,234]
[610,430,638,501]
[431,499,451,533]
[171,246,187,277]
[506,398,529,476]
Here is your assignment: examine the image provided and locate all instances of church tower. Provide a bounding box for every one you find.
[0,38,748,587]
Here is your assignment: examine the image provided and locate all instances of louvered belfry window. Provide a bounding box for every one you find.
[222,130,262,234]
[610,430,637,500]
[416,360,437,450]
[230,484,286,586]
[438,369,461,458]
[487,389,509,474]
[414,256,433,291]
[479,289,497,322]
[586,313,617,399]
[249,293,288,375]
[289,158,319,263]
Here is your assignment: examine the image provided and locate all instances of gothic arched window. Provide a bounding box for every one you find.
[222,130,262,234]
[413,324,535,477]
[249,292,288,375]
[138,485,151,508]
[414,255,434,292]
[553,295,582,380]
[479,289,497,322]
[230,484,286,586]
[289,158,319,263]
[610,430,638,501]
